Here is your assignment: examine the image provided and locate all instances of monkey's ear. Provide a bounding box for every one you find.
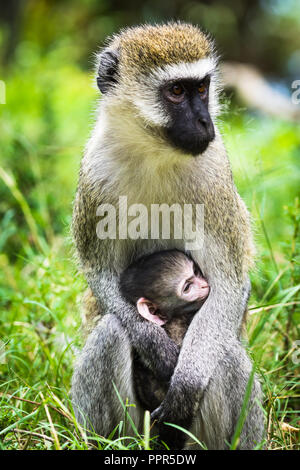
[96,49,119,94]
[136,298,166,326]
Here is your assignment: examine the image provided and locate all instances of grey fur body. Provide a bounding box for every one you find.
[71,23,264,449]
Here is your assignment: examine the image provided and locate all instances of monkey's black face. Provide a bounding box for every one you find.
[161,76,215,156]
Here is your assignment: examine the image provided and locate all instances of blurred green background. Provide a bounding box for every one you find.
[0,0,299,450]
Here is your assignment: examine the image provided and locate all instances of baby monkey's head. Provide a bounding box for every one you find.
[120,249,209,326]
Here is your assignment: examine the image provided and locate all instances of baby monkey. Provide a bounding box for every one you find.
[120,249,209,345]
[120,249,210,411]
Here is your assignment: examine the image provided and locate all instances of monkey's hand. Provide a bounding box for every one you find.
[86,269,180,382]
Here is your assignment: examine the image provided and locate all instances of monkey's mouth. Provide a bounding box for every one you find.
[165,123,215,157]
[143,122,215,157]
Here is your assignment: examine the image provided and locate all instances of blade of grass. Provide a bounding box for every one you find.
[230,365,256,450]
[40,392,61,450]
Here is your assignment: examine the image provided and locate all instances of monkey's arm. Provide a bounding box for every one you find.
[185,339,264,450]
[86,269,180,382]
[71,313,144,435]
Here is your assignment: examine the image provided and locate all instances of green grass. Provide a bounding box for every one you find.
[0,51,299,449]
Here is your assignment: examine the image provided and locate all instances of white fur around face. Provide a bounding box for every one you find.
[152,57,218,84]
[130,56,220,127]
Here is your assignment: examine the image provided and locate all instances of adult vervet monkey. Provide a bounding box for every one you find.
[71,22,264,449]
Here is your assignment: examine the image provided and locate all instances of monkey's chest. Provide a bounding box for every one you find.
[92,169,247,274]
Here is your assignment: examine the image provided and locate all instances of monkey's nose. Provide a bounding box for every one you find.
[196,116,215,141]
[195,277,210,300]
[200,285,210,298]
[195,116,212,134]
[197,117,209,129]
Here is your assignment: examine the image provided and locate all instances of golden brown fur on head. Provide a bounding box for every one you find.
[109,22,213,77]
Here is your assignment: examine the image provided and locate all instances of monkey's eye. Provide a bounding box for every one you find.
[198,84,206,94]
[183,281,192,293]
[163,83,185,103]
[172,84,184,96]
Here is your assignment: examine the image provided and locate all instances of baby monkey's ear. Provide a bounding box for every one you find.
[136,298,166,326]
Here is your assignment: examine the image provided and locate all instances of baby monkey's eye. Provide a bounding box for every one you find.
[172,84,184,95]
[183,281,192,293]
